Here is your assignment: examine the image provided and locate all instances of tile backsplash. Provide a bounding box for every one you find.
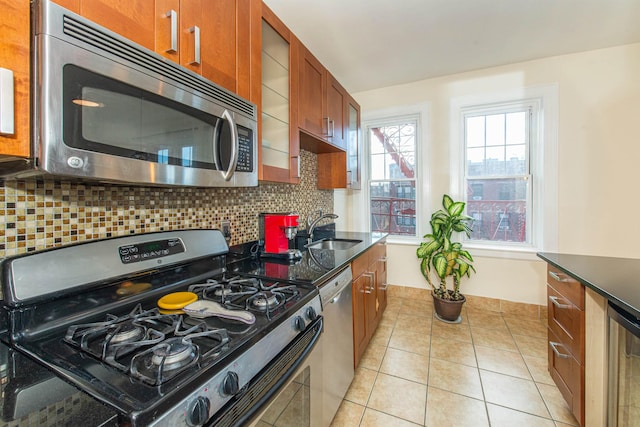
[0,150,333,258]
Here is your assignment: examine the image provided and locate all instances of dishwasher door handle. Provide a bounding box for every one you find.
[330,289,344,304]
[325,281,352,305]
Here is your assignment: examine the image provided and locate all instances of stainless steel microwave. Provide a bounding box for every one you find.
[16,0,258,187]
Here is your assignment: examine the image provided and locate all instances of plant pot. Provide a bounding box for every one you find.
[432,291,466,323]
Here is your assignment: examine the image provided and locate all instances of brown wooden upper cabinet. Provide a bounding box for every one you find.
[0,0,30,158]
[60,0,250,95]
[258,3,300,184]
[153,0,252,95]
[346,95,362,190]
[298,45,348,151]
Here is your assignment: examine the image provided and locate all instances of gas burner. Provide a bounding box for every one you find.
[189,277,260,305]
[150,338,196,369]
[248,291,283,311]
[108,322,144,344]
[130,339,199,385]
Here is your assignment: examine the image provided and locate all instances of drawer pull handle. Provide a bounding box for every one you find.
[379,283,388,291]
[549,295,571,309]
[549,341,571,359]
[549,271,570,282]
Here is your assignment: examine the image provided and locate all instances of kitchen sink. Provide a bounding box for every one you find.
[306,238,362,250]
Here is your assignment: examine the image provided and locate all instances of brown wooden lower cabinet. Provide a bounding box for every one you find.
[546,264,585,426]
[352,242,387,368]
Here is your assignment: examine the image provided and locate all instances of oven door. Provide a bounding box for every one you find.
[248,332,323,427]
[608,301,640,426]
[208,316,323,427]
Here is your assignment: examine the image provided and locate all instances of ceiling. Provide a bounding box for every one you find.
[263,0,640,93]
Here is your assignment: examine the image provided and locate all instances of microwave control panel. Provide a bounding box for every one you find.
[236,127,253,172]
[118,238,185,264]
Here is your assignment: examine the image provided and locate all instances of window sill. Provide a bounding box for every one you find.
[386,237,542,261]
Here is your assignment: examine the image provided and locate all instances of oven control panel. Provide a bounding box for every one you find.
[118,238,185,264]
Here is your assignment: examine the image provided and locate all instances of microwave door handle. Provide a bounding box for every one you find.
[221,109,238,181]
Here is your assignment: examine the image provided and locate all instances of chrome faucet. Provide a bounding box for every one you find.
[306,209,323,230]
[307,212,339,243]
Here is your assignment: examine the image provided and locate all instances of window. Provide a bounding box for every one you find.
[452,86,558,256]
[368,118,418,237]
[464,104,532,244]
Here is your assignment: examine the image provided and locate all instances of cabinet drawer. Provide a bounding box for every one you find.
[547,265,584,309]
[547,285,585,362]
[352,249,370,278]
[370,242,386,263]
[548,327,585,425]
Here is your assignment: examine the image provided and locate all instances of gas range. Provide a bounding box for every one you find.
[0,230,322,426]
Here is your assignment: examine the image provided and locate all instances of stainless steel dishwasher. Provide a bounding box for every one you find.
[319,266,354,427]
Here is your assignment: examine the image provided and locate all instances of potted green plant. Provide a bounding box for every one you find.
[416,194,476,322]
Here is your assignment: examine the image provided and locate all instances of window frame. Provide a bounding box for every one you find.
[365,113,422,241]
[450,85,558,260]
[463,101,535,246]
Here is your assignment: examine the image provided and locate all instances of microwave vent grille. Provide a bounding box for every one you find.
[61,15,256,119]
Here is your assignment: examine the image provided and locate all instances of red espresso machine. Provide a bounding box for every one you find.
[258,213,303,260]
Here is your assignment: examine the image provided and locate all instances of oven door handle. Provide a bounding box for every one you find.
[608,301,640,339]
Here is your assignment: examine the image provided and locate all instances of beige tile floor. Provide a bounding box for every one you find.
[330,288,579,427]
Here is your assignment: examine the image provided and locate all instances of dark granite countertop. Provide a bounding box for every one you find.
[0,340,117,426]
[537,252,640,319]
[228,231,388,285]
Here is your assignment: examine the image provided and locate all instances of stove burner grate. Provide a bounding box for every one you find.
[130,325,229,385]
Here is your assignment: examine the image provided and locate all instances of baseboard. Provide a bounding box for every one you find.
[387,284,547,321]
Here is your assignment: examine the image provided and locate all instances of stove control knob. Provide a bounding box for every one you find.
[187,396,210,426]
[306,306,317,321]
[294,315,306,332]
[222,371,240,396]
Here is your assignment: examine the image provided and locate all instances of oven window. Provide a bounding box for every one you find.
[62,64,235,171]
[256,366,310,426]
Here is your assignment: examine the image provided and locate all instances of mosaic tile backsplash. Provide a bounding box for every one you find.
[0,150,333,258]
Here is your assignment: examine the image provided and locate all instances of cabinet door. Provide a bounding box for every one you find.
[79,0,156,50]
[352,273,368,368]
[54,0,80,12]
[298,45,326,139]
[198,0,237,92]
[0,0,30,158]
[260,4,300,184]
[326,74,346,149]
[346,96,361,189]
[364,270,380,339]
[376,248,388,313]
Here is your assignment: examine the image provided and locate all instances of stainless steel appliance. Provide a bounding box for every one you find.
[249,327,323,427]
[608,301,640,426]
[319,266,354,427]
[3,0,258,187]
[0,229,322,426]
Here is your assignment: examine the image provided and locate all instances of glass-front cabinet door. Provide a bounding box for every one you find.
[346,96,361,189]
[260,5,299,183]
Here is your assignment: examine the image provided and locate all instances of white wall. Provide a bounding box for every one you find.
[337,43,640,305]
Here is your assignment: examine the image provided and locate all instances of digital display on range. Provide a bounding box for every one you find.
[118,238,185,264]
